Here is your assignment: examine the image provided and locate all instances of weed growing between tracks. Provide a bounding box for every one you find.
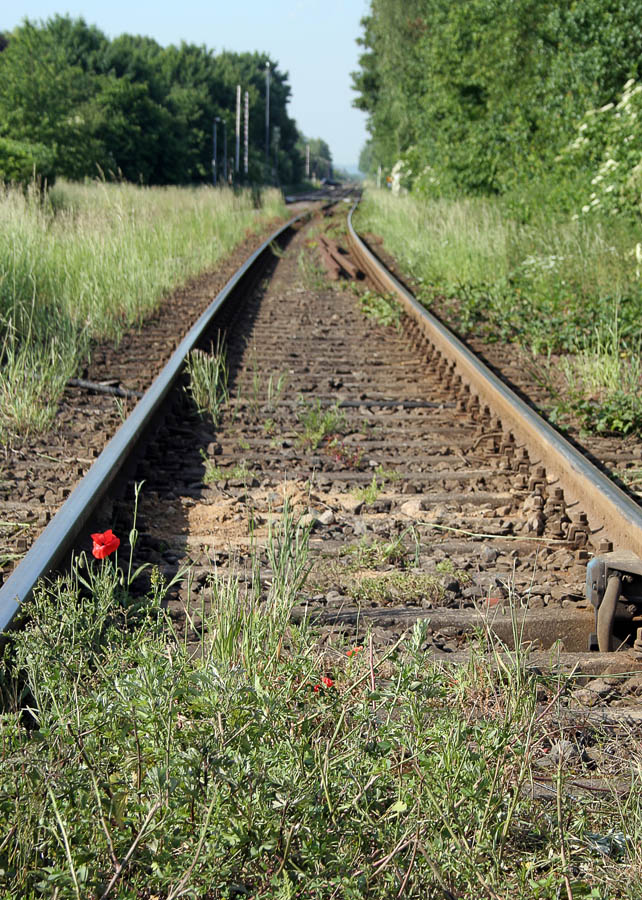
[242,348,289,422]
[359,289,403,331]
[352,466,402,507]
[186,334,229,426]
[2,517,642,897]
[356,188,642,436]
[295,398,348,450]
[200,455,255,485]
[0,181,286,444]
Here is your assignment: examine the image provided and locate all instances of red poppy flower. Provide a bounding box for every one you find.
[91,530,120,559]
[321,676,334,688]
[346,646,363,658]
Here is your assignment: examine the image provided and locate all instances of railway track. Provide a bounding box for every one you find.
[2,192,642,707]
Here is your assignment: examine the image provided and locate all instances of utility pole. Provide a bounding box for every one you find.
[244,90,249,177]
[213,117,220,185]
[222,118,228,184]
[265,61,270,183]
[243,91,250,180]
[273,126,280,185]
[305,143,310,180]
[235,84,241,174]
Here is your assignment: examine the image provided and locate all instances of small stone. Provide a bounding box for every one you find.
[572,689,600,707]
[299,513,319,529]
[325,590,345,606]
[480,546,498,565]
[353,519,368,536]
[573,677,613,707]
[621,673,642,695]
[582,677,613,696]
[528,595,545,609]
[439,576,460,594]
[400,498,427,518]
[526,513,545,535]
[561,598,581,609]
[473,573,507,598]
[318,509,335,526]
[339,496,364,515]
[549,739,580,766]
[609,697,638,708]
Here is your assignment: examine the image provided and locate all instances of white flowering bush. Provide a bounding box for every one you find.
[388,158,409,195]
[385,146,446,199]
[561,78,642,218]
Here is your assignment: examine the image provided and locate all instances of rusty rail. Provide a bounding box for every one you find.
[347,203,642,558]
[318,235,361,280]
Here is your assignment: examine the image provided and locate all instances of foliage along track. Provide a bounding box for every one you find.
[103,203,642,717]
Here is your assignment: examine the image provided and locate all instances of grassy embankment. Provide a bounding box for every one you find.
[1,506,641,899]
[0,181,286,444]
[356,188,642,439]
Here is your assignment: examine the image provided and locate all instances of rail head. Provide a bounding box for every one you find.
[347,201,642,558]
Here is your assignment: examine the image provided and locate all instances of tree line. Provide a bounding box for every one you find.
[353,0,642,212]
[0,16,332,187]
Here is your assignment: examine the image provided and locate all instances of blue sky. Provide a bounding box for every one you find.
[4,0,370,169]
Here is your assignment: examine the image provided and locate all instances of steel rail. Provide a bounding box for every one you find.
[347,203,642,557]
[0,212,302,634]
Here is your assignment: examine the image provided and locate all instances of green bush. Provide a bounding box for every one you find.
[0,137,56,187]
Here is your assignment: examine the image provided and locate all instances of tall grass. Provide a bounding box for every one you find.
[0,181,285,442]
[357,188,642,433]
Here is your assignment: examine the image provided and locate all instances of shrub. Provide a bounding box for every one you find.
[0,137,56,187]
[559,78,642,220]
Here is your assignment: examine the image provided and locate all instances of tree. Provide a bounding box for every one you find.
[0,17,319,187]
[0,18,103,179]
[352,0,642,194]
